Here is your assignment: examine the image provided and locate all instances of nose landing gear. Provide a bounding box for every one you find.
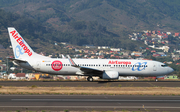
[155,78,158,82]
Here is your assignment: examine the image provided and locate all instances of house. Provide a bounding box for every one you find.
[131,51,142,56]
[121,51,129,56]
[152,54,161,57]
[98,46,110,49]
[152,30,156,34]
[8,73,16,79]
[83,50,89,54]
[16,73,26,80]
[146,33,151,36]
[60,42,68,45]
[90,56,97,59]
[175,33,180,37]
[110,48,121,52]
[85,45,96,49]
[110,55,115,57]
[166,32,171,35]
[151,50,156,53]
[98,55,104,59]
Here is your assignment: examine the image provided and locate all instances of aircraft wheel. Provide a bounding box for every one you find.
[155,78,158,82]
[87,77,93,82]
[87,77,89,81]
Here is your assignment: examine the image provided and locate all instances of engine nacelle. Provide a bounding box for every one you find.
[102,70,119,79]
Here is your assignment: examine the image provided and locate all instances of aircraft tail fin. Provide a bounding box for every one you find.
[8,27,35,60]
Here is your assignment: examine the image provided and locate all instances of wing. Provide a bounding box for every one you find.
[67,56,103,76]
[79,66,103,75]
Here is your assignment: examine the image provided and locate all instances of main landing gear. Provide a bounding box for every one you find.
[87,76,93,82]
[155,78,158,82]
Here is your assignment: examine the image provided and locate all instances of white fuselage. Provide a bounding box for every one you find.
[8,27,174,80]
[18,57,174,77]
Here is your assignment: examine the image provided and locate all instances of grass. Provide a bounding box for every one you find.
[0,86,179,95]
[31,85,37,88]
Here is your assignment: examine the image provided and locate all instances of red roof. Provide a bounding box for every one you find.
[146,33,151,36]
[151,50,156,53]
[16,73,25,77]
[153,54,161,57]
[175,33,180,37]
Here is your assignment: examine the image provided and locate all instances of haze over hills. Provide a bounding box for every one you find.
[0,0,180,54]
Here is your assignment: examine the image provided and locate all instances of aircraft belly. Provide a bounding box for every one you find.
[116,67,151,76]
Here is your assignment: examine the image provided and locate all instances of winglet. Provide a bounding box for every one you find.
[67,55,78,67]
[61,54,66,59]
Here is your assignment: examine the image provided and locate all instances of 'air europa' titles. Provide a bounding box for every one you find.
[10,30,32,56]
[108,61,131,65]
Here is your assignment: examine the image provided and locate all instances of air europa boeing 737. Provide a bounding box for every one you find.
[7,27,174,82]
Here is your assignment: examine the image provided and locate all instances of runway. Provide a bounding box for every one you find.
[0,95,180,111]
[0,81,179,87]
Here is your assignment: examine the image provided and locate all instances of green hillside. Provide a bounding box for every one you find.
[0,0,180,53]
[2,0,180,32]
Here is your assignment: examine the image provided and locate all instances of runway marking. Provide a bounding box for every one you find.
[0,106,180,109]
[146,82,157,87]
[104,96,108,99]
[11,99,180,102]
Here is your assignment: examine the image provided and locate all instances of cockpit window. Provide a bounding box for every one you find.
[161,64,168,67]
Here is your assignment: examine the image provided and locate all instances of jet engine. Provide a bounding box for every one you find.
[102,70,119,79]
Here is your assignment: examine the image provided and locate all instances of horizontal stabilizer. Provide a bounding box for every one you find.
[7,57,27,63]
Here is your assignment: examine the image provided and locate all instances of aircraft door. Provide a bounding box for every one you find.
[153,64,157,71]
[36,61,41,70]
[111,64,115,68]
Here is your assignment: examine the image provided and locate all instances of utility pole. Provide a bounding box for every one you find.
[6,57,8,75]
[0,66,2,75]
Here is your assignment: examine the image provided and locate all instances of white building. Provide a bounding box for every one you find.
[98,46,110,49]
[110,48,121,52]
[8,73,16,79]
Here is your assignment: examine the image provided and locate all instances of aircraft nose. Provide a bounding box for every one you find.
[168,67,174,74]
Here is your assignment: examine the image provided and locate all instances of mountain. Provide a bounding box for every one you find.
[2,0,180,31]
[0,0,180,53]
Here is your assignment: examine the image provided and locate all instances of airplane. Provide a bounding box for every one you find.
[7,27,174,82]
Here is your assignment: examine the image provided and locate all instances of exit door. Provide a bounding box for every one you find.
[36,61,41,70]
[153,64,157,71]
